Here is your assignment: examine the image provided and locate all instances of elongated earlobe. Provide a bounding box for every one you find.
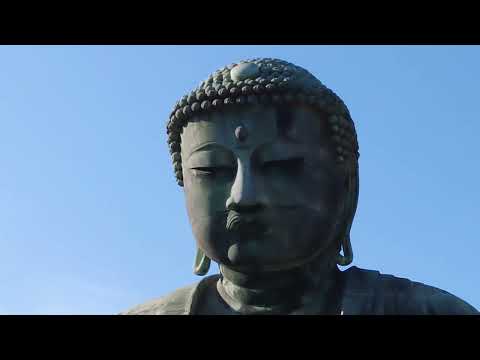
[193,247,211,276]
[336,234,353,266]
[336,162,358,267]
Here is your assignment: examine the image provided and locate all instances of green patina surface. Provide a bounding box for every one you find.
[123,58,478,315]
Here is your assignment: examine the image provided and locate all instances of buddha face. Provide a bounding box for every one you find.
[181,104,346,273]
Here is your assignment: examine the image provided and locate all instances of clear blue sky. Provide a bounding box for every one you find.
[0,45,478,314]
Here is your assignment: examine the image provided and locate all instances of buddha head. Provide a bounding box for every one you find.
[166,58,359,276]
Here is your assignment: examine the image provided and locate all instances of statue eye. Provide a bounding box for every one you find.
[191,166,235,178]
[262,157,304,175]
[191,167,215,176]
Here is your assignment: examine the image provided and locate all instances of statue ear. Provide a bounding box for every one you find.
[336,163,358,266]
[193,247,211,276]
[336,236,353,266]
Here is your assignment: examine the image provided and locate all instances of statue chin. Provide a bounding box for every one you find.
[226,243,248,264]
[225,242,319,273]
[226,242,280,272]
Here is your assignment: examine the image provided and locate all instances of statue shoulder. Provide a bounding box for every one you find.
[120,275,219,315]
[119,283,198,315]
[343,266,478,314]
[402,278,478,315]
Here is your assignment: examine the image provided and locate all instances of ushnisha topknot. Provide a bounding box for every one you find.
[166,58,359,186]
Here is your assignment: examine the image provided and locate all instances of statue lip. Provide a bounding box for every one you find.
[226,211,268,236]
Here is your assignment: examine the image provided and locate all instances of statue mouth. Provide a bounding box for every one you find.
[226,211,268,236]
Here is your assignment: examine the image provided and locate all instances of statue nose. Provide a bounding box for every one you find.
[225,160,260,211]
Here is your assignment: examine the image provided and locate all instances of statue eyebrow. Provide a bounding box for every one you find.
[276,105,293,139]
[255,142,306,162]
[186,142,232,160]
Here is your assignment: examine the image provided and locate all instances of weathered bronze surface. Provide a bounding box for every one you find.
[122,58,478,315]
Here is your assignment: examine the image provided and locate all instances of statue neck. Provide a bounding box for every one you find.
[217,254,341,315]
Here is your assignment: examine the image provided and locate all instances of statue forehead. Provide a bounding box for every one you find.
[180,105,328,154]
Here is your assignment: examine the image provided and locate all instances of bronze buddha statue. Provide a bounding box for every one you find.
[122,58,478,315]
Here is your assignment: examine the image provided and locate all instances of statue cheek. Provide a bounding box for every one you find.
[185,183,228,218]
[278,208,338,258]
[189,211,233,264]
